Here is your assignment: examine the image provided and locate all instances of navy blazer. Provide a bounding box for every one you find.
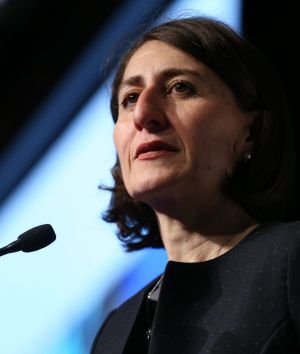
[91,221,300,353]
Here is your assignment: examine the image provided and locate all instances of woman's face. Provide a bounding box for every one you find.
[114,40,254,206]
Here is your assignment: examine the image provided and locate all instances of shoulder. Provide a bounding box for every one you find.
[258,219,300,234]
[90,275,160,354]
[112,274,161,315]
[99,276,157,327]
[250,220,300,247]
[235,220,300,268]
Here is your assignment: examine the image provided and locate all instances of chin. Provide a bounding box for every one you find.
[129,184,160,203]
[127,177,178,204]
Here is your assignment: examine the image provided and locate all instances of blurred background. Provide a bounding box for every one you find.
[0,0,298,353]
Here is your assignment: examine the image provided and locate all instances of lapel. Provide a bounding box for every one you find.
[91,276,161,354]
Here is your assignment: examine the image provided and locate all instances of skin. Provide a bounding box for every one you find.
[114,40,259,262]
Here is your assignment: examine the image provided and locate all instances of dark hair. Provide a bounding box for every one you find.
[101,16,295,251]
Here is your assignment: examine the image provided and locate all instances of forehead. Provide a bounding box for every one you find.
[118,40,235,102]
[122,40,205,80]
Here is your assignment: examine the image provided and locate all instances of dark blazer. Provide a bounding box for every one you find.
[91,221,300,353]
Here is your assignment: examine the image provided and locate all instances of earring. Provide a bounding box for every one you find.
[243,152,252,162]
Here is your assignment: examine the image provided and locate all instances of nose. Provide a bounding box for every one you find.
[133,88,170,132]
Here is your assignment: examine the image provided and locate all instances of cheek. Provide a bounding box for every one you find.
[183,113,237,169]
[113,123,132,171]
[113,126,122,155]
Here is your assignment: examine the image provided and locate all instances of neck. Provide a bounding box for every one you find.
[154,198,258,263]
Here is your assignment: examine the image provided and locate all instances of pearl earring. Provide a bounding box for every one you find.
[243,152,252,162]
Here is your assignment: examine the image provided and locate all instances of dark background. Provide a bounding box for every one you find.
[0,0,298,213]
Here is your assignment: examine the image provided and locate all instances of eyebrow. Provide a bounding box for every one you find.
[119,68,206,92]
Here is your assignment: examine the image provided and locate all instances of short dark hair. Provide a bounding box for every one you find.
[101,16,295,251]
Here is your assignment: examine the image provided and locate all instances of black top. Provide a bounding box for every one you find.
[91,221,300,353]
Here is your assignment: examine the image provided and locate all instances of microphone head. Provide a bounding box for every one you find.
[17,224,56,252]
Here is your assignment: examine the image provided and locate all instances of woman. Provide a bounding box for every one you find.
[91,16,299,353]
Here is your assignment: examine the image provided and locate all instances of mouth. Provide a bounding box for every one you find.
[135,140,179,160]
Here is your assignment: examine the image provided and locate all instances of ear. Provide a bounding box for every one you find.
[236,110,262,163]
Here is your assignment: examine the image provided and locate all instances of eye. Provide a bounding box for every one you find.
[120,92,139,108]
[168,80,195,97]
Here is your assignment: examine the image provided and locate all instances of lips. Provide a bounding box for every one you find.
[135,140,178,159]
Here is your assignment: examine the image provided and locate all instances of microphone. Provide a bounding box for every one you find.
[0,224,56,257]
